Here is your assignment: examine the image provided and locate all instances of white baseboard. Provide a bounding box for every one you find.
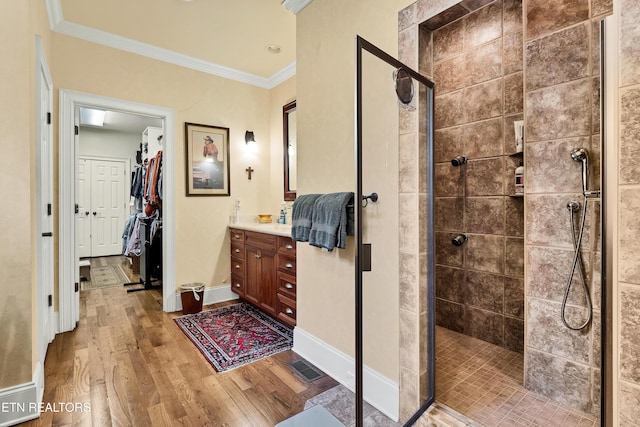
[0,377,39,427]
[293,327,399,421]
[173,284,237,312]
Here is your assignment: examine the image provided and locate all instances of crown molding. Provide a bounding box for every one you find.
[45,0,295,89]
[45,0,63,29]
[281,0,314,14]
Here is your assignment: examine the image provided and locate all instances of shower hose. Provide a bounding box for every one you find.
[561,197,592,330]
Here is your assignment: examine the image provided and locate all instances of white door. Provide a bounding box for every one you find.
[77,158,91,258]
[77,158,127,257]
[36,38,55,365]
[91,159,126,256]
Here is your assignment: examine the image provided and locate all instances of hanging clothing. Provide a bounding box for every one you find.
[150,150,163,208]
[130,165,145,212]
[121,213,138,254]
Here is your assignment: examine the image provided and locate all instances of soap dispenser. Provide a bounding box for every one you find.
[279,202,287,224]
[515,161,524,195]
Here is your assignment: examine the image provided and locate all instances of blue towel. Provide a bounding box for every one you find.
[309,192,354,251]
[291,194,322,242]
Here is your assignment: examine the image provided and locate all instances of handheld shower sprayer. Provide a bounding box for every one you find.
[562,147,594,331]
[570,148,589,194]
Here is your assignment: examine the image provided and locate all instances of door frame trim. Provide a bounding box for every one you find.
[59,90,176,333]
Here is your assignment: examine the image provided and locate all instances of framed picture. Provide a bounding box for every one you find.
[184,122,230,196]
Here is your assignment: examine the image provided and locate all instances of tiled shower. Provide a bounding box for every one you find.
[427,0,526,354]
[398,0,608,420]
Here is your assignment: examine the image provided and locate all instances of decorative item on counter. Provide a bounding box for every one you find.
[515,161,524,195]
[514,120,524,153]
[258,214,273,224]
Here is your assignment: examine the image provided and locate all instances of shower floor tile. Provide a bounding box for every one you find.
[435,326,598,427]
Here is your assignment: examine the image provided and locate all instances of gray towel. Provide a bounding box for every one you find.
[291,194,322,242]
[309,192,354,251]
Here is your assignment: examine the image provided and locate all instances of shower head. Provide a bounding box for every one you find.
[571,148,588,162]
[451,156,468,167]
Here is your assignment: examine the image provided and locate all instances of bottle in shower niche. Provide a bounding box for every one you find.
[515,161,524,195]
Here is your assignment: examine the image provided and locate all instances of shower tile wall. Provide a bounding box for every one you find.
[616,0,640,422]
[523,0,610,415]
[426,0,526,354]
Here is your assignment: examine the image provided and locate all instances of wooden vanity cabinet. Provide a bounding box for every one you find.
[230,228,296,326]
[230,230,245,297]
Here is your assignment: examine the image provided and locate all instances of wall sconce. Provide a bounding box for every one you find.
[245,131,256,145]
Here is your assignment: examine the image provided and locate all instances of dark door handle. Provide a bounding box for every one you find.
[93,211,97,216]
[85,211,90,216]
[42,232,53,237]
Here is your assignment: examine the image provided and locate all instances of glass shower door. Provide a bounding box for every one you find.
[355,36,434,427]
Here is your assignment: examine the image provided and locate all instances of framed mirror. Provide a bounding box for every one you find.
[283,100,297,201]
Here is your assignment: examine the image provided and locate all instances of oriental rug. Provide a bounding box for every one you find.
[174,302,293,372]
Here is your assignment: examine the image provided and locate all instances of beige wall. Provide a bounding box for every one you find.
[296,0,414,385]
[0,0,51,389]
[51,34,294,291]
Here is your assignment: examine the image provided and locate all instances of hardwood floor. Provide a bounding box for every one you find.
[23,256,338,426]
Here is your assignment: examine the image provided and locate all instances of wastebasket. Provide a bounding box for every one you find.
[180,283,205,314]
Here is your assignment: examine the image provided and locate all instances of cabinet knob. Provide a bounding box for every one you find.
[234,234,240,239]
[235,264,241,269]
[285,244,293,250]
[235,248,240,253]
[255,254,261,259]
[285,263,293,269]
[235,283,241,288]
[285,283,293,289]
[285,308,293,315]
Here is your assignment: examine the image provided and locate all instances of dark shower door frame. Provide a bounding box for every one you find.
[355,35,436,427]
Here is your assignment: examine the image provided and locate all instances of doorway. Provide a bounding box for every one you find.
[59,90,176,333]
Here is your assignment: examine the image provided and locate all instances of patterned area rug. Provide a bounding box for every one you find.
[83,264,129,290]
[174,302,293,372]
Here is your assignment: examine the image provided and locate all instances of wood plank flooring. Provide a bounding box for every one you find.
[22,256,338,426]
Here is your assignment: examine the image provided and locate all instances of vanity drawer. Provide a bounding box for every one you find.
[231,241,245,260]
[277,237,296,256]
[231,257,245,277]
[230,229,245,242]
[245,230,277,250]
[277,272,297,299]
[277,293,296,326]
[231,274,244,296]
[277,254,296,274]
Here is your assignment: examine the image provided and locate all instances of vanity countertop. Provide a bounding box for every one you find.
[229,222,292,238]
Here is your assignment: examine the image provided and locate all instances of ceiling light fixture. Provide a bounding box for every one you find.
[79,107,106,127]
[266,44,282,54]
